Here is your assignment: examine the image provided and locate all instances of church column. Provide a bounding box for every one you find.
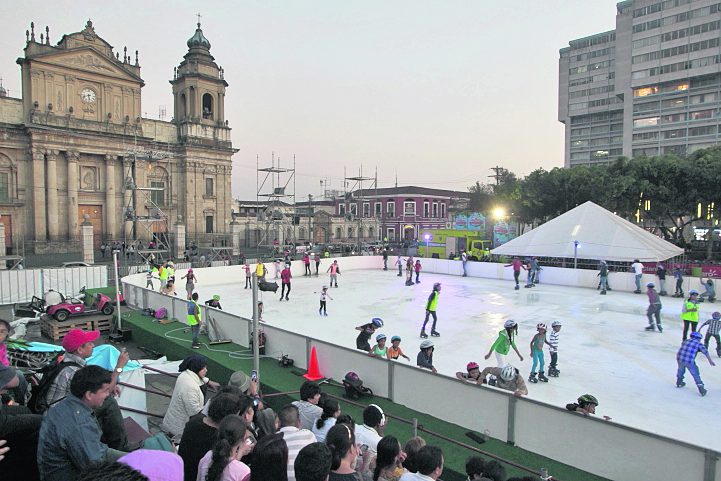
[66,151,79,237]
[105,155,117,239]
[31,148,47,240]
[46,150,59,240]
[122,157,133,238]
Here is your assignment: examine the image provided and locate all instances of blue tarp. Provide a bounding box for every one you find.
[87,344,142,372]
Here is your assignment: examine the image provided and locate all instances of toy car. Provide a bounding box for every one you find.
[46,287,114,321]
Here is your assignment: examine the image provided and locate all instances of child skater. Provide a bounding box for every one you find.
[417,340,437,374]
[356,318,383,351]
[699,311,721,358]
[485,319,524,366]
[529,323,554,383]
[548,321,561,377]
[405,260,414,286]
[243,263,251,289]
[315,285,333,316]
[387,335,410,361]
[273,259,281,279]
[414,260,422,284]
[368,334,387,358]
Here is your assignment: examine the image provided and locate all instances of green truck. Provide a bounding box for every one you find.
[418,229,491,260]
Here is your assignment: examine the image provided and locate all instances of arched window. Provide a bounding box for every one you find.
[299,227,306,239]
[347,227,354,238]
[179,93,187,118]
[202,93,213,119]
[336,227,342,239]
[368,226,374,238]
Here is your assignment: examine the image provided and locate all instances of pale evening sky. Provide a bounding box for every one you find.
[0,1,616,200]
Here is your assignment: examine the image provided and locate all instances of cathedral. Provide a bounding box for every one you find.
[0,20,236,255]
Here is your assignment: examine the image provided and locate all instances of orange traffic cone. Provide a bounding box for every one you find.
[303,346,324,381]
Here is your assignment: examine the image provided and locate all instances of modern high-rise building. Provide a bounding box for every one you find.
[559,0,721,167]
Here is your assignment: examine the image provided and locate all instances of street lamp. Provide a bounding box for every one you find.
[493,208,505,219]
[423,233,431,258]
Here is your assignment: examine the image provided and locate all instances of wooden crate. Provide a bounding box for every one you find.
[40,315,93,341]
[92,318,113,333]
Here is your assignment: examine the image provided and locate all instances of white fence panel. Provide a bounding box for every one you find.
[514,400,707,481]
[262,324,309,370]
[0,269,43,304]
[208,308,250,347]
[311,340,389,398]
[43,266,108,296]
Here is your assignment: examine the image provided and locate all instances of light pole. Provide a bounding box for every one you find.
[574,240,579,269]
[423,233,431,258]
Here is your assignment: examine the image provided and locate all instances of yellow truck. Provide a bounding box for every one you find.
[418,229,491,260]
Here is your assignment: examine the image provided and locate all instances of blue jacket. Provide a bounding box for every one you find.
[37,392,108,481]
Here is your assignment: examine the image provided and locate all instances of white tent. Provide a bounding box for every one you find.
[490,201,684,262]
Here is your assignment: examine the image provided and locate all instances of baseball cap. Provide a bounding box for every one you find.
[62,328,100,352]
[0,365,17,389]
[228,370,251,392]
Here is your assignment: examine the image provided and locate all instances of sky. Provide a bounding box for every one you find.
[0,1,617,200]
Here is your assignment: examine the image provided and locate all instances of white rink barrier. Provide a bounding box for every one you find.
[123,258,721,481]
[0,266,107,304]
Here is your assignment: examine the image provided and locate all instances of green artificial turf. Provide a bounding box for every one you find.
[120,310,609,481]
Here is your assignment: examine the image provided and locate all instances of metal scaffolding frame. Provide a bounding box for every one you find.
[255,153,297,251]
[344,165,377,251]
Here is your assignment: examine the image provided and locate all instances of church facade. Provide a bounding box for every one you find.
[0,20,236,255]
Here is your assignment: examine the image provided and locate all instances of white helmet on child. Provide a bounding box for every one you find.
[551,321,562,327]
[420,340,434,350]
[500,365,517,381]
[504,319,517,329]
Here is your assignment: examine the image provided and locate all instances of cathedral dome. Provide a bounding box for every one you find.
[187,23,211,50]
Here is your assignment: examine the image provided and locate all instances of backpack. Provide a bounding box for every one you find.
[28,354,81,414]
[343,371,373,400]
[142,308,156,317]
[154,307,167,319]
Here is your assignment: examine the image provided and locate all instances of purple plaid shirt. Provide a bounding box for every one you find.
[676,338,709,364]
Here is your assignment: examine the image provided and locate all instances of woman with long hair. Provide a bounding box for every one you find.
[249,433,288,481]
[325,423,361,481]
[371,436,406,481]
[312,398,340,443]
[197,415,253,481]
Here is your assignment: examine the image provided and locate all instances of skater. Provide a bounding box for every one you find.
[145,266,157,289]
[480,364,528,397]
[681,290,701,341]
[673,264,684,298]
[187,292,202,349]
[166,261,175,283]
[243,263,251,289]
[314,252,321,275]
[566,394,611,420]
[414,260,422,284]
[417,340,436,373]
[461,249,468,277]
[368,334,387,358]
[255,260,266,282]
[181,268,197,300]
[531,257,541,284]
[484,319,524,366]
[280,263,291,301]
[257,301,264,322]
[387,335,410,361]
[645,283,663,332]
[273,259,281,279]
[356,318,383,351]
[204,294,222,310]
[597,260,609,294]
[524,258,535,288]
[455,361,482,385]
[699,311,721,357]
[405,259,414,286]
[158,261,168,292]
[676,331,715,396]
[528,323,553,383]
[699,278,716,303]
[656,264,667,296]
[504,256,525,290]
[395,254,403,277]
[303,253,311,276]
[420,282,442,338]
[160,280,176,296]
[382,249,388,270]
[548,321,561,377]
[327,260,340,287]
[315,285,333,316]
[631,259,644,294]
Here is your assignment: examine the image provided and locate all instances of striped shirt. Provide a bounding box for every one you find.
[278,426,317,481]
[700,318,721,336]
[548,329,560,352]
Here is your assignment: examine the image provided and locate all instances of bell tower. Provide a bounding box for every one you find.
[170,21,230,146]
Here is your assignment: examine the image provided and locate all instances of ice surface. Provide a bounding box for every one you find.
[192,268,720,451]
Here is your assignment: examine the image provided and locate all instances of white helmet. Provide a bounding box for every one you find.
[551,321,562,328]
[504,319,517,329]
[420,340,434,350]
[500,365,516,381]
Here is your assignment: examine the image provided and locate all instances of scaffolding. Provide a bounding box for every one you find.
[344,165,377,251]
[121,146,175,262]
[255,153,297,254]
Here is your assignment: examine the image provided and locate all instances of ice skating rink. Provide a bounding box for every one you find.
[192,267,721,451]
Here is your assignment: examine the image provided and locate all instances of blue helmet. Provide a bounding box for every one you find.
[376,334,386,342]
[391,335,401,342]
[372,318,384,328]
[691,331,703,339]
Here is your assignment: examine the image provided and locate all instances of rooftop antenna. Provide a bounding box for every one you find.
[158,105,166,121]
